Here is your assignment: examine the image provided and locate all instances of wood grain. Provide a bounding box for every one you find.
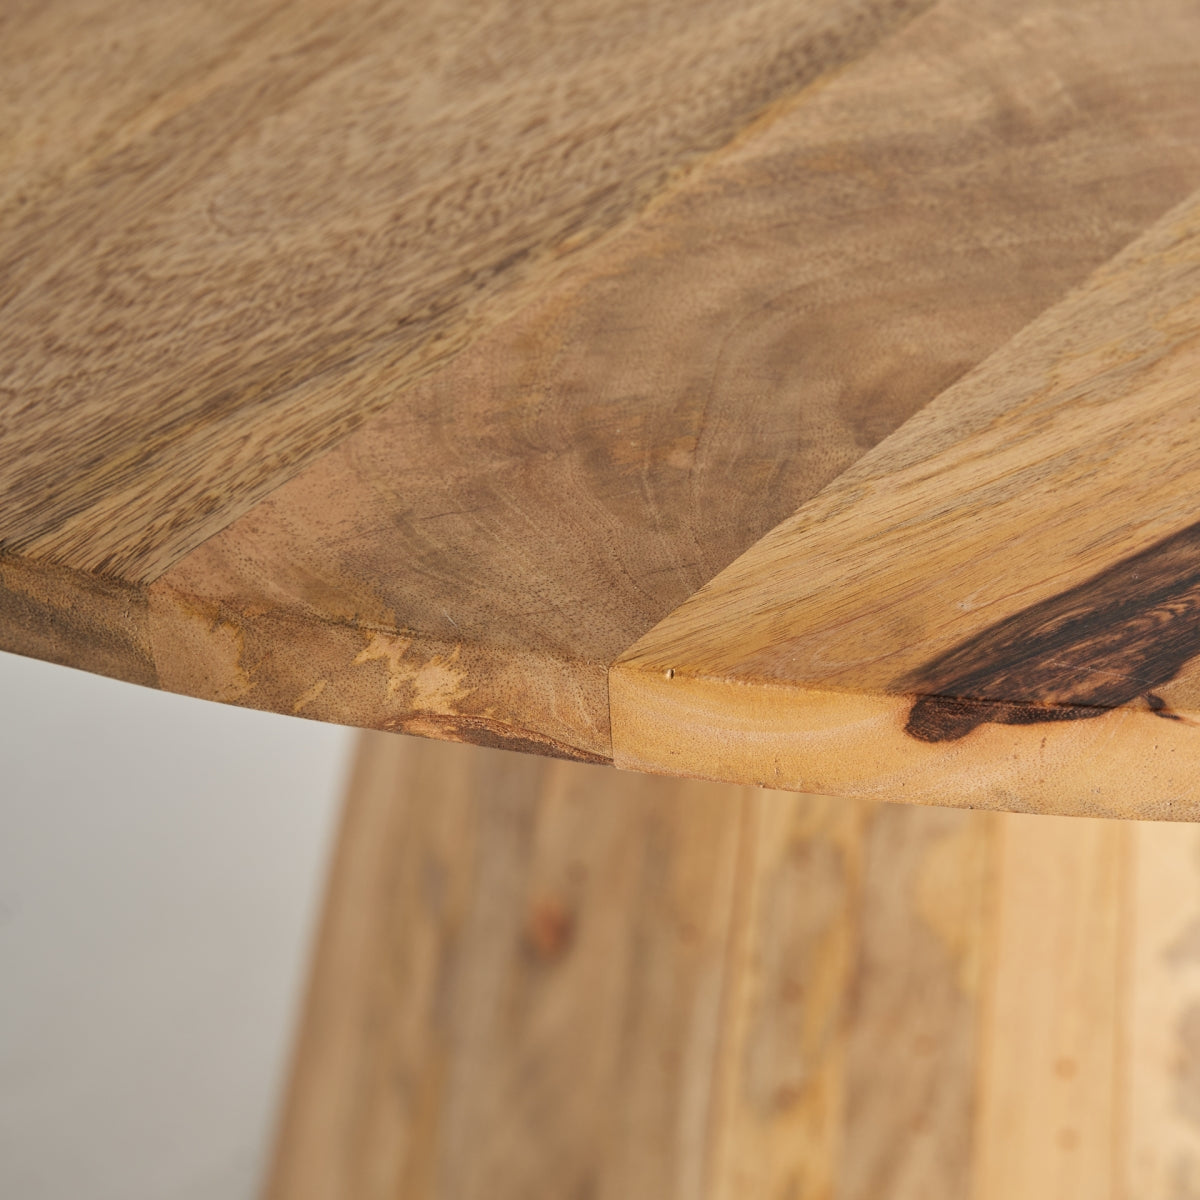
[711,797,993,1200]
[612,184,1200,817]
[1124,822,1200,1198]
[271,732,1200,1199]
[0,0,929,579]
[7,0,1200,799]
[971,815,1127,1200]
[267,732,994,1200]
[264,730,749,1200]
[126,0,1200,765]
[830,803,990,1200]
[707,790,867,1199]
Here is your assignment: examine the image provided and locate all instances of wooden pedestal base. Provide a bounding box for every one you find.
[265,734,1200,1199]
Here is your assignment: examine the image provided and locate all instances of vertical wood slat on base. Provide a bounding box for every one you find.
[266,733,1196,1200]
[264,732,751,1200]
[972,817,1126,1200]
[1124,822,1200,1197]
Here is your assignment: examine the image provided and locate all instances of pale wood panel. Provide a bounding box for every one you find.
[0,0,927,579]
[133,0,1200,764]
[269,735,1200,1200]
[832,804,991,1200]
[971,815,1127,1200]
[268,733,998,1200]
[707,798,993,1200]
[264,732,751,1200]
[707,791,865,1199]
[1123,822,1200,1198]
[612,184,1200,817]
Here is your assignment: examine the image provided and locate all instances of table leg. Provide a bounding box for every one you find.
[263,732,1187,1199]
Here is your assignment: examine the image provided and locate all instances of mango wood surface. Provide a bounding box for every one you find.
[4,0,1200,808]
[268,733,1200,1200]
[612,186,1200,818]
[3,0,927,577]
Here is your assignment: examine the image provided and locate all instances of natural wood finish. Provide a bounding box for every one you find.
[0,0,926,580]
[267,732,992,1200]
[2,0,927,579]
[6,0,1200,802]
[971,816,1126,1200]
[612,185,1200,818]
[14,0,1194,768]
[1124,821,1200,1196]
[828,803,990,1199]
[265,731,749,1200]
[270,732,1200,1200]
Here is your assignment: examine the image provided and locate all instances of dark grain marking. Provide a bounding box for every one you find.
[1149,691,1184,720]
[524,897,576,963]
[385,712,613,764]
[902,520,1200,742]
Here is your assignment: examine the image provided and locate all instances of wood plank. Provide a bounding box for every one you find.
[706,790,865,1199]
[708,798,993,1200]
[269,733,1200,1199]
[264,730,750,1200]
[123,0,1200,764]
[612,184,1200,817]
[268,731,998,1200]
[971,815,1127,1200]
[1122,821,1200,1199]
[0,0,928,580]
[267,738,1200,1200]
[831,803,991,1200]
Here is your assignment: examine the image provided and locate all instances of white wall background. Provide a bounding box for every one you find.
[0,650,353,1200]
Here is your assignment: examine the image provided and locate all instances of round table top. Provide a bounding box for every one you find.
[5,0,1200,818]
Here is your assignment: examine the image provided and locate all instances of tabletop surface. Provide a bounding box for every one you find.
[4,0,1200,817]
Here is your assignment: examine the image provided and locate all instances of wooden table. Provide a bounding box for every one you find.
[5,0,1200,1196]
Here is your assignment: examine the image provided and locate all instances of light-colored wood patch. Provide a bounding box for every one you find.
[1124,823,1200,1200]
[971,814,1128,1200]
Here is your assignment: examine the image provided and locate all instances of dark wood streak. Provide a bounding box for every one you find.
[902,520,1200,742]
[384,712,613,765]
